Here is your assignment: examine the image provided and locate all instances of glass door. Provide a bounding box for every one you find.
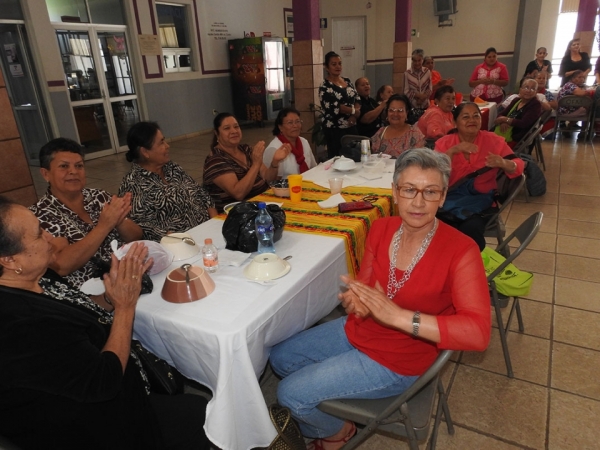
[56,25,139,158]
[0,23,51,165]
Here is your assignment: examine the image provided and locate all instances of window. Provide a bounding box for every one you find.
[45,0,125,25]
[156,2,192,73]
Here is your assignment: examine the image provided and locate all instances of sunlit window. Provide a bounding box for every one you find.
[550,12,599,89]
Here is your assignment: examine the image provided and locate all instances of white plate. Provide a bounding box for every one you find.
[243,259,291,281]
[334,164,360,172]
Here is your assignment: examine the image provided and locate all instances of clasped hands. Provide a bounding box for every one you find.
[99,192,133,231]
[338,275,402,328]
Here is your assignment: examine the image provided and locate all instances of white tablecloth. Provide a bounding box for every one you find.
[480,102,498,131]
[302,158,395,190]
[133,219,347,450]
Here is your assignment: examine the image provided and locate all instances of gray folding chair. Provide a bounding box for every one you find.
[317,350,454,450]
[484,173,527,247]
[552,95,594,141]
[488,211,543,378]
[530,110,552,171]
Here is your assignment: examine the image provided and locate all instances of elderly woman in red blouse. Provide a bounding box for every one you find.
[270,148,491,450]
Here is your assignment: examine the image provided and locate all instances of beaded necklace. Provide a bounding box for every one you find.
[386,218,438,299]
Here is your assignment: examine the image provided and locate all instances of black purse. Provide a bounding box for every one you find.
[131,340,185,395]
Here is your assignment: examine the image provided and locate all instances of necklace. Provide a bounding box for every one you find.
[386,218,438,299]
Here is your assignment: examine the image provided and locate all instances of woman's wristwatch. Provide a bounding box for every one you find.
[412,311,421,336]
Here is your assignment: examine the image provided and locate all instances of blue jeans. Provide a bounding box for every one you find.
[270,317,418,438]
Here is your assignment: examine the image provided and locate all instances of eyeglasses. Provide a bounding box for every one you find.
[283,120,302,126]
[388,108,405,113]
[395,185,444,201]
[520,86,536,92]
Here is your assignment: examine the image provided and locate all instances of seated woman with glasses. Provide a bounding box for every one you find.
[435,102,524,250]
[270,148,491,449]
[371,94,426,158]
[263,107,317,179]
[493,78,542,147]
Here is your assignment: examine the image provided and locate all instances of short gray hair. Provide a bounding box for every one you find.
[521,78,538,90]
[393,148,451,188]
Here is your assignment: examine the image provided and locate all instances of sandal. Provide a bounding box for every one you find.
[307,422,357,450]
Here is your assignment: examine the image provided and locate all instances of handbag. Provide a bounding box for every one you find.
[131,340,185,395]
[267,405,306,450]
[222,202,286,253]
[482,247,534,297]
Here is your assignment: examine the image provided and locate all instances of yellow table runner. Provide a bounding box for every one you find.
[250,181,393,277]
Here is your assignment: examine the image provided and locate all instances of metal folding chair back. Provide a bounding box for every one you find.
[553,95,594,141]
[484,173,526,246]
[317,350,455,450]
[488,211,543,377]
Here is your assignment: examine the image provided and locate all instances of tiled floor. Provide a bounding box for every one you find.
[29,127,600,449]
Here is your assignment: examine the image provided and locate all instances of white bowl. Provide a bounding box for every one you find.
[333,157,356,171]
[363,159,384,173]
[160,233,200,261]
[224,202,240,214]
[243,253,291,281]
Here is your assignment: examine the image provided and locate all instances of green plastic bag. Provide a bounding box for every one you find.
[482,247,534,297]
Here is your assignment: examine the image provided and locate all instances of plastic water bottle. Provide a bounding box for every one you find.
[202,238,219,272]
[360,139,371,164]
[255,202,275,253]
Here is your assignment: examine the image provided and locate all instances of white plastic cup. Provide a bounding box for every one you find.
[328,177,344,194]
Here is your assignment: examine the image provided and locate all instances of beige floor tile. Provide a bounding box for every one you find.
[461,329,550,384]
[555,277,600,312]
[559,183,600,196]
[559,194,600,209]
[556,235,600,260]
[556,254,600,282]
[523,273,554,304]
[506,299,552,339]
[557,219,600,239]
[502,230,556,253]
[432,426,522,450]
[448,366,547,448]
[515,191,559,205]
[551,342,600,400]
[558,205,600,223]
[506,212,557,234]
[548,389,600,450]
[509,201,557,218]
[514,249,555,276]
[553,306,600,351]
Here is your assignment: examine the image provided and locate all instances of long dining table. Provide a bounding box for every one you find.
[134,219,347,450]
[133,161,395,449]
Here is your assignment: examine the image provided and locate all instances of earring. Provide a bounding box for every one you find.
[14,267,23,275]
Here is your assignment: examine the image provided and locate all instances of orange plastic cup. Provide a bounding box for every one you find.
[287,174,303,202]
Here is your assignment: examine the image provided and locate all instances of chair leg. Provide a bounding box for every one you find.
[343,422,377,450]
[492,284,514,378]
[400,402,420,450]
[534,136,546,171]
[514,297,524,332]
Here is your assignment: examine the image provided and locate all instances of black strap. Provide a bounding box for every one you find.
[448,154,518,192]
